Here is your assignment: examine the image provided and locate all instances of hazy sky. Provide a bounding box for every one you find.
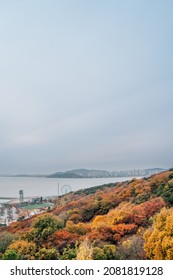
[0,0,173,173]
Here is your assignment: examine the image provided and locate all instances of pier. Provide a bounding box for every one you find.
[0,197,17,200]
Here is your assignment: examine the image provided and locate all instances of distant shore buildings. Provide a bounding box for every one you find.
[0,190,54,226]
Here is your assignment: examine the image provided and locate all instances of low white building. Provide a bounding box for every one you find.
[0,205,18,226]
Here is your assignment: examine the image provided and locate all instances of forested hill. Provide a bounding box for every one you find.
[1,169,173,260]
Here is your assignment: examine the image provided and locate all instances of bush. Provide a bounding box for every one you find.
[0,232,18,254]
[3,249,21,260]
[35,248,60,260]
[30,214,64,244]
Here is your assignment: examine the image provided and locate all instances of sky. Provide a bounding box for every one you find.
[0,0,173,173]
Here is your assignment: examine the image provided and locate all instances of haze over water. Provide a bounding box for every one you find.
[0,176,137,199]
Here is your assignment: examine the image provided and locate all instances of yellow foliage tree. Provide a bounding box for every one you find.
[7,240,36,260]
[144,208,173,260]
[76,239,93,260]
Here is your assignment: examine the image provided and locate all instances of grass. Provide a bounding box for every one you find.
[22,203,52,210]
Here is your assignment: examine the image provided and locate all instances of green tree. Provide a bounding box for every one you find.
[24,214,64,245]
[103,244,117,259]
[0,232,18,254]
[93,247,106,260]
[35,248,60,260]
[3,249,21,260]
[61,246,77,260]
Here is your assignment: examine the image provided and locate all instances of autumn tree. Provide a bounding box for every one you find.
[76,239,93,260]
[144,208,173,259]
[48,229,79,252]
[115,235,146,260]
[4,240,36,260]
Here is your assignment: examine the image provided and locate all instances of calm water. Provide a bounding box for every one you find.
[0,176,136,200]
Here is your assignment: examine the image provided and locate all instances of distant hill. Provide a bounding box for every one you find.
[47,167,166,178]
[47,168,110,178]
[0,168,166,178]
[47,171,84,178]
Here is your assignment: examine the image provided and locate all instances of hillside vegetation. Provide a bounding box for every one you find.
[1,169,173,260]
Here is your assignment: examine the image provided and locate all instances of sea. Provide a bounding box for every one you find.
[0,176,139,202]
